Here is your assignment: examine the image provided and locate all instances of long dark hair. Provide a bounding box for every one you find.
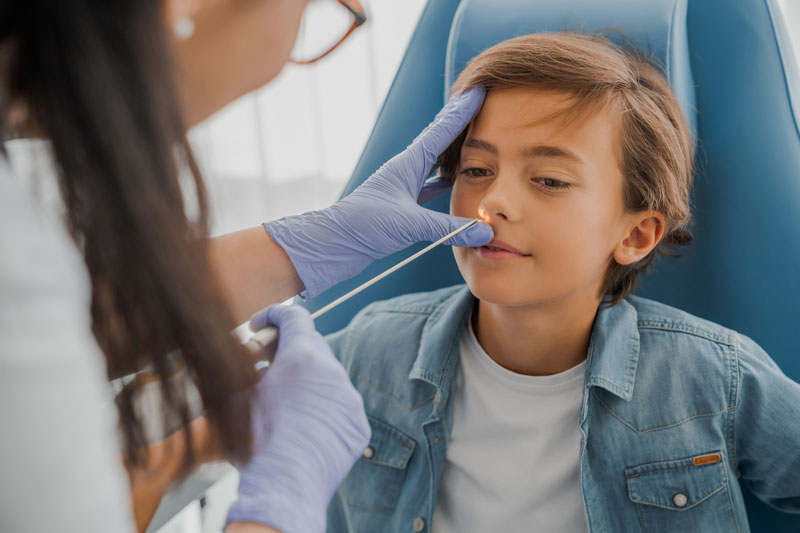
[1,1,257,469]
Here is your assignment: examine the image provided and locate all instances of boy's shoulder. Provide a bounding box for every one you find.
[325,284,472,413]
[600,295,784,439]
[331,288,747,355]
[329,284,470,352]
[624,294,738,347]
[625,294,776,375]
[327,287,772,383]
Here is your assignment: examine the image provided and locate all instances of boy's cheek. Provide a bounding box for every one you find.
[451,182,489,220]
[450,190,478,219]
[452,245,471,266]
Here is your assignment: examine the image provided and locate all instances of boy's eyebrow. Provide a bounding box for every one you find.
[521,144,584,164]
[463,137,583,164]
[463,138,498,155]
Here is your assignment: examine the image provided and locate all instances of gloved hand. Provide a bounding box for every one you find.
[226,305,371,533]
[264,88,493,299]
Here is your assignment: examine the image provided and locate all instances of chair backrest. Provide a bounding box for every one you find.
[304,2,800,528]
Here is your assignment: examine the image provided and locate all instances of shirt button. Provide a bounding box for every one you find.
[362,446,374,459]
[673,492,688,508]
[413,516,425,532]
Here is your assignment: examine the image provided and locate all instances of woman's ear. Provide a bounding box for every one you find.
[612,211,666,266]
[163,0,204,26]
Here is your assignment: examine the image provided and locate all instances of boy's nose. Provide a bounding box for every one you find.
[480,175,520,222]
[480,204,508,222]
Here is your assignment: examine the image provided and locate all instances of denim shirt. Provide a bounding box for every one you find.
[325,285,800,532]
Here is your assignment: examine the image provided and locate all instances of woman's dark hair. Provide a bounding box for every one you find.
[0,1,257,470]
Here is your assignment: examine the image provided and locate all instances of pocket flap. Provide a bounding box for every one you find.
[625,451,728,511]
[364,415,416,469]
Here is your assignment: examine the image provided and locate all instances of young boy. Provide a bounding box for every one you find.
[324,33,800,532]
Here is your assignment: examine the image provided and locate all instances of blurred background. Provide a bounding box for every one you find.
[196,0,428,239]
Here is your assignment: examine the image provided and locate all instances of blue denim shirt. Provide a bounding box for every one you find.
[325,285,800,532]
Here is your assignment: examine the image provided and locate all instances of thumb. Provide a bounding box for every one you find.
[250,304,315,338]
[416,208,494,247]
[408,87,485,177]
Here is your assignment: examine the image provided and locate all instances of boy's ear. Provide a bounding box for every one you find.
[613,211,666,266]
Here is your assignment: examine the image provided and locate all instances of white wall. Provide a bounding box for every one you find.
[775,0,800,132]
[778,0,800,34]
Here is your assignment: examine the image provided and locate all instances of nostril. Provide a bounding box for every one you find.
[479,206,508,222]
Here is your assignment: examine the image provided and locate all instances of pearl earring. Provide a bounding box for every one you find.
[173,17,195,40]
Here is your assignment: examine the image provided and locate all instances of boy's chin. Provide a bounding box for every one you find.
[464,277,543,307]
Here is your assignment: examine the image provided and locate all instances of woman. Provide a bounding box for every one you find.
[0,0,492,532]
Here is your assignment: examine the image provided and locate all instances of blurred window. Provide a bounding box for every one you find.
[190,0,427,237]
[774,0,800,132]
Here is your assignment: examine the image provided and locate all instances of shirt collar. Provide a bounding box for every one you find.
[408,286,474,405]
[409,285,641,403]
[584,297,641,401]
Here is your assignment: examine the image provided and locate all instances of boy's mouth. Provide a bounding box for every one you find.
[477,239,532,259]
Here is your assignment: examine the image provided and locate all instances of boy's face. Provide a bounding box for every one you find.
[451,88,650,307]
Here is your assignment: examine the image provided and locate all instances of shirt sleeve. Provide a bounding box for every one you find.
[733,332,800,513]
[0,163,135,532]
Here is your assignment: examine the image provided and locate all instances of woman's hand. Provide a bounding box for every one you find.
[263,88,493,299]
[126,415,221,532]
[226,305,370,533]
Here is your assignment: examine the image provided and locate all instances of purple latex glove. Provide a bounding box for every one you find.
[264,88,493,299]
[226,305,370,533]
[417,176,456,205]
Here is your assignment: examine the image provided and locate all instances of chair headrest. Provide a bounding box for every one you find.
[444,0,697,141]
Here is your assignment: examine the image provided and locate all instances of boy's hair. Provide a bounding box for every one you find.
[439,33,694,306]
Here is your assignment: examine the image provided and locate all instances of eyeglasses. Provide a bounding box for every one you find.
[290,0,367,65]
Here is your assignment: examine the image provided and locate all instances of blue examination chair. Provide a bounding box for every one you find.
[303,1,800,530]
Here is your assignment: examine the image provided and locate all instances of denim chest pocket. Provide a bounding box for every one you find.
[625,451,737,532]
[340,415,417,513]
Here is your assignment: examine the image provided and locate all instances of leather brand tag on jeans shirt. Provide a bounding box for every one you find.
[692,453,722,466]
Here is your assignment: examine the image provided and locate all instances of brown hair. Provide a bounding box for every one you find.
[439,32,694,306]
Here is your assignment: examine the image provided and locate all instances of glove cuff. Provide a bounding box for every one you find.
[262,210,371,299]
[263,220,312,300]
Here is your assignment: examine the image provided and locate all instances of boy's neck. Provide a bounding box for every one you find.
[473,292,601,376]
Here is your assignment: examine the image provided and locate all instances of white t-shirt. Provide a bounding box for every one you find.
[432,315,590,533]
[0,155,135,532]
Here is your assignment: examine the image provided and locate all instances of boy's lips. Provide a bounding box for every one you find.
[476,238,532,259]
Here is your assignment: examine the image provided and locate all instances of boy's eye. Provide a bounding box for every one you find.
[459,167,493,179]
[532,177,571,190]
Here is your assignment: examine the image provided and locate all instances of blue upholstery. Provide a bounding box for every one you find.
[445,0,698,142]
[303,1,800,529]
